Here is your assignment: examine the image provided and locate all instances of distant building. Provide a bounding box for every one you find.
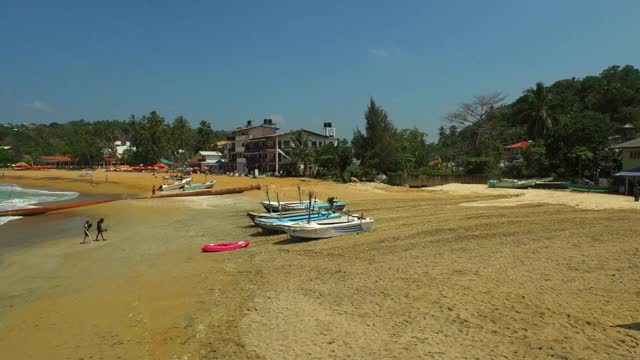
[40,155,74,168]
[222,119,337,174]
[114,141,132,157]
[612,137,640,194]
[505,141,532,162]
[196,151,223,172]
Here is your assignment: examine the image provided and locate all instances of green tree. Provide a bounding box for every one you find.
[395,127,430,172]
[128,112,169,165]
[519,82,556,140]
[289,130,311,176]
[195,120,215,151]
[570,146,594,183]
[312,139,353,180]
[352,98,402,175]
[170,115,193,164]
[544,112,612,178]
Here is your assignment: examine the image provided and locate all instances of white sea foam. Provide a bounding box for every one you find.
[0,183,79,225]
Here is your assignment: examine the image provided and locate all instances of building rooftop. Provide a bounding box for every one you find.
[506,141,532,149]
[247,129,331,141]
[612,137,640,149]
[41,155,73,162]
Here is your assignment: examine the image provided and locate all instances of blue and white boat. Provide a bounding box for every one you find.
[184,180,216,191]
[254,211,343,233]
[280,214,374,240]
[260,200,347,212]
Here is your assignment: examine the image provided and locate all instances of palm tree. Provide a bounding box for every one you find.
[520,82,555,140]
[289,130,310,176]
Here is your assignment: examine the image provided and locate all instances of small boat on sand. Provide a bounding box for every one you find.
[280,214,374,240]
[201,241,250,252]
[184,180,216,191]
[532,181,569,189]
[261,200,347,212]
[488,179,535,189]
[567,184,610,193]
[159,178,191,191]
[247,209,325,224]
[254,211,343,233]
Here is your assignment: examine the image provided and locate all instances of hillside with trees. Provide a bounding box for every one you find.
[2,65,639,183]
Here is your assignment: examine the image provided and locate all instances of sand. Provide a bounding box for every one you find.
[1,169,640,359]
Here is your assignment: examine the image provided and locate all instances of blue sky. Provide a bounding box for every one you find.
[1,0,638,140]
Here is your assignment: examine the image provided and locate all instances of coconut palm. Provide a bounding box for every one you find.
[289,130,311,176]
[520,82,556,140]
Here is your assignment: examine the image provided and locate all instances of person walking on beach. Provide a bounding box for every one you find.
[634,183,640,202]
[95,218,107,241]
[81,220,93,244]
[152,184,156,196]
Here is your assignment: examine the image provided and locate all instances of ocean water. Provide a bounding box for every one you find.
[0,183,79,226]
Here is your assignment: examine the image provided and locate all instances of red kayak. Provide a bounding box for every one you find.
[201,241,250,252]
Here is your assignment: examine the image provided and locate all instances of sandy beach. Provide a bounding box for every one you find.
[1,169,640,359]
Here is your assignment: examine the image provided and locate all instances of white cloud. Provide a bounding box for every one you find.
[268,113,287,126]
[369,48,388,57]
[24,100,52,112]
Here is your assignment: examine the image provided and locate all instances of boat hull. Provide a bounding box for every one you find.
[567,185,609,193]
[488,179,535,189]
[254,211,342,233]
[532,181,569,189]
[281,216,374,240]
[159,178,191,191]
[261,200,347,212]
[184,180,216,191]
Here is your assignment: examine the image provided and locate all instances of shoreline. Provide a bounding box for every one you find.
[0,182,127,252]
[1,170,640,359]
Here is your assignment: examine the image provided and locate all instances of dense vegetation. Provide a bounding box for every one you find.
[0,113,228,166]
[434,65,640,181]
[2,64,639,183]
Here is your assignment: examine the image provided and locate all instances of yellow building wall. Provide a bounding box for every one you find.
[621,148,640,170]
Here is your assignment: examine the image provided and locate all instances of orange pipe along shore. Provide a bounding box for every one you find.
[0,199,119,217]
[0,184,261,217]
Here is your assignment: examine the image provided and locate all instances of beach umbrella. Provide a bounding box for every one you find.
[160,158,172,165]
[14,162,30,167]
[154,163,168,168]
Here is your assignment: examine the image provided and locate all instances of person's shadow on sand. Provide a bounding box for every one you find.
[612,323,640,331]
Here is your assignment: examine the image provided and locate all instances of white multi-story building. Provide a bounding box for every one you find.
[222,119,336,174]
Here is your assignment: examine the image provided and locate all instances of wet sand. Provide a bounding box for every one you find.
[0,190,124,252]
[1,170,640,359]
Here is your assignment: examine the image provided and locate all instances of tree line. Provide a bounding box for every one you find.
[435,64,640,181]
[2,64,639,182]
[0,112,228,166]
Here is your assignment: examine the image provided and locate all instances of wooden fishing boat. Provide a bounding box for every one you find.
[532,181,569,189]
[184,180,216,191]
[247,209,322,224]
[488,179,535,189]
[280,214,374,240]
[159,177,191,191]
[567,184,610,193]
[261,200,347,212]
[254,211,343,233]
[260,200,315,212]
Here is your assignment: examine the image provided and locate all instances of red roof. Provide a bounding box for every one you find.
[506,141,531,149]
[190,154,202,163]
[41,155,73,162]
